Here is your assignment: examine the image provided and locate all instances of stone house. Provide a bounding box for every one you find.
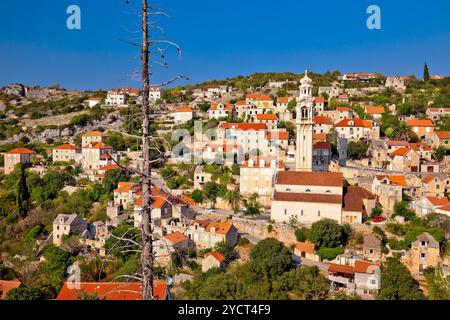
[406,119,435,140]
[411,196,450,216]
[342,187,376,224]
[3,148,36,174]
[314,115,334,134]
[202,251,226,272]
[52,214,87,246]
[208,103,234,119]
[402,233,440,275]
[388,147,420,172]
[426,107,450,121]
[81,131,108,146]
[52,144,81,163]
[361,234,382,262]
[294,241,319,262]
[187,220,238,249]
[172,106,194,124]
[431,131,450,149]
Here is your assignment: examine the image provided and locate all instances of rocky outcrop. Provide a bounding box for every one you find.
[1,84,27,97]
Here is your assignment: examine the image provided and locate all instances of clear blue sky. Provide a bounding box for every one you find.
[1,0,449,90]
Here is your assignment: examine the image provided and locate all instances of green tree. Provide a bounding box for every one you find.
[378,258,425,300]
[432,146,447,162]
[215,240,234,262]
[273,266,329,300]
[250,238,291,279]
[105,131,126,151]
[191,189,204,203]
[347,141,368,160]
[424,266,450,300]
[392,201,416,221]
[223,189,242,213]
[16,163,30,218]
[295,227,310,242]
[203,181,220,207]
[308,218,349,248]
[423,62,430,81]
[5,287,50,300]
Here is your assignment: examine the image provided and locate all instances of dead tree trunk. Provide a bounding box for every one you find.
[140,0,153,301]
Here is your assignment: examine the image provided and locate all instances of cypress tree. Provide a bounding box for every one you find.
[423,62,430,81]
[16,163,30,218]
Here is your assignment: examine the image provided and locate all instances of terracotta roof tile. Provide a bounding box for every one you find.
[406,119,434,127]
[365,106,385,114]
[5,148,36,155]
[328,263,354,274]
[207,250,225,262]
[273,192,343,204]
[82,131,108,137]
[164,231,189,244]
[426,196,450,207]
[295,242,315,254]
[436,131,450,139]
[276,171,343,187]
[174,106,193,113]
[267,131,289,140]
[354,260,380,273]
[56,281,168,300]
[389,147,410,156]
[314,116,333,125]
[205,220,234,235]
[0,279,21,299]
[256,114,277,121]
[219,122,267,131]
[53,144,80,150]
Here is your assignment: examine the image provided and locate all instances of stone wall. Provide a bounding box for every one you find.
[231,216,297,246]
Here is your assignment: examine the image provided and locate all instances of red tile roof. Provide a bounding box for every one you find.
[313,141,331,150]
[99,164,120,171]
[273,192,343,204]
[314,96,326,103]
[436,131,450,139]
[343,186,376,213]
[354,260,380,273]
[174,106,193,113]
[295,242,315,254]
[365,106,385,114]
[53,144,80,150]
[406,119,434,127]
[205,220,234,235]
[337,106,351,111]
[422,175,436,184]
[335,118,372,128]
[313,133,327,141]
[277,96,291,103]
[276,171,343,187]
[5,148,36,155]
[426,196,450,207]
[56,281,168,300]
[314,115,333,125]
[389,147,410,156]
[246,93,272,101]
[328,263,354,274]
[219,122,267,131]
[256,113,277,121]
[0,279,21,299]
[207,250,225,263]
[82,131,108,137]
[114,182,139,193]
[210,103,233,111]
[267,131,289,140]
[164,231,189,244]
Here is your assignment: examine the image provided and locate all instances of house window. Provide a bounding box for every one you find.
[421,253,426,258]
[318,211,321,217]
[284,209,287,215]
[421,241,426,246]
[301,210,303,216]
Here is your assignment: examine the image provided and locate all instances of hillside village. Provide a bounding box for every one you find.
[0,68,449,300]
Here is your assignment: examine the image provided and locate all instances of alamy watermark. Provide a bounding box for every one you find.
[367,5,381,30]
[66,5,81,30]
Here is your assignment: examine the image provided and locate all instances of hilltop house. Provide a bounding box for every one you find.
[52,214,87,246]
[4,148,36,174]
[202,251,227,272]
[406,119,435,140]
[402,233,440,275]
[52,144,81,163]
[186,220,238,249]
[172,106,193,124]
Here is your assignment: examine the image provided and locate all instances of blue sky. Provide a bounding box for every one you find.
[0,0,449,90]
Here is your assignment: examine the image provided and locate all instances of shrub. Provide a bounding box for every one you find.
[317,247,344,261]
[295,227,310,242]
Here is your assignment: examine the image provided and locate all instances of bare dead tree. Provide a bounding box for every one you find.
[122,0,185,300]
